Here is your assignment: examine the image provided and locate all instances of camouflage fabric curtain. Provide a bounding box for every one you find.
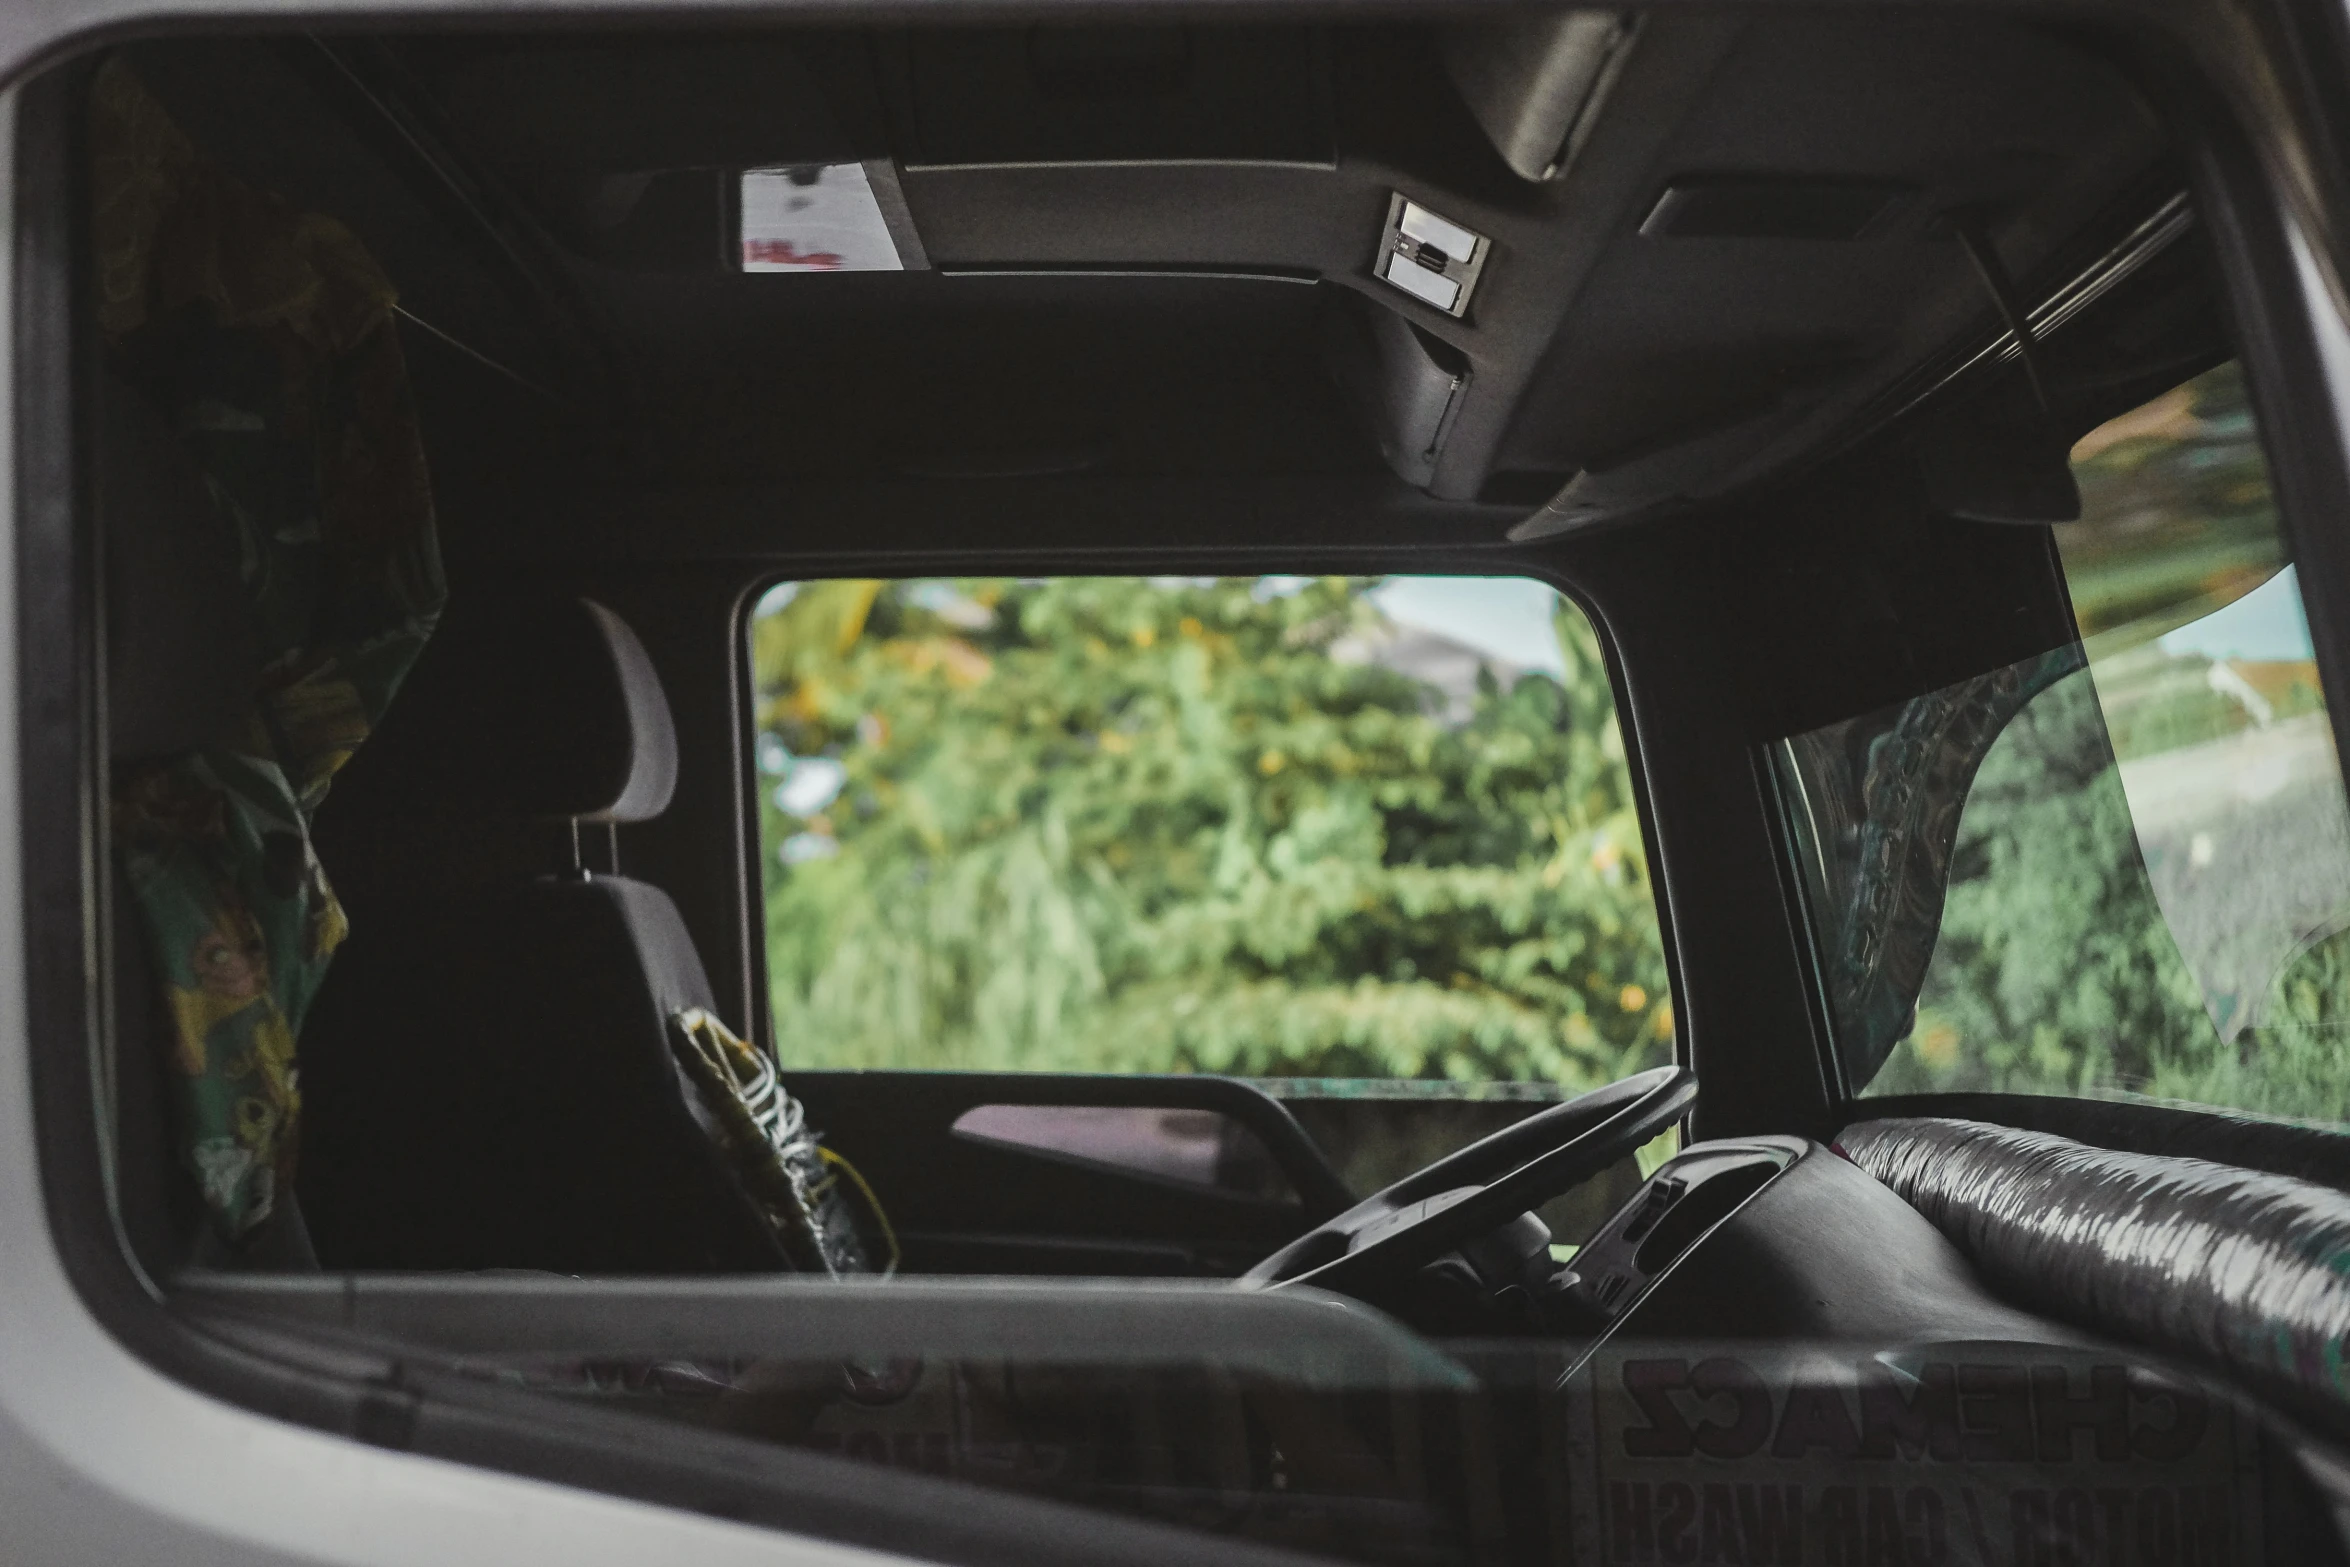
[1775,644,2085,1089]
[96,61,445,1243]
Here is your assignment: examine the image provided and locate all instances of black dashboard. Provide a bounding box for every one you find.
[1549,1136,2080,1351]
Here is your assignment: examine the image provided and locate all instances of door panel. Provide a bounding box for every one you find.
[788,1072,1350,1276]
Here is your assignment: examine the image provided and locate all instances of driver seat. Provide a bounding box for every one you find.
[297,594,793,1274]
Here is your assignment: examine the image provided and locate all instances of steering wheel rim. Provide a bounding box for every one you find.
[1239,1064,1697,1297]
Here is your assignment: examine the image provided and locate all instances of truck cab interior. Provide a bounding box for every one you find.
[38,8,2350,1565]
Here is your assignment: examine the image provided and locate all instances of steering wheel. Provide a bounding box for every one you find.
[1239,1065,1696,1298]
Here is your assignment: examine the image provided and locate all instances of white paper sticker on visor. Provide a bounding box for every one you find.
[741,164,904,273]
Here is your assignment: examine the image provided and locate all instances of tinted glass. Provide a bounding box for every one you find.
[1778,364,2350,1116]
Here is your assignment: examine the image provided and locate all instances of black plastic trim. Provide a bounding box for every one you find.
[1750,746,1845,1108]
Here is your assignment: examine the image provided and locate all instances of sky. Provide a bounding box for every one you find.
[2159,565,2316,663]
[1369,575,1572,679]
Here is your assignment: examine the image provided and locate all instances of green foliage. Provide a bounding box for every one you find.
[1874,674,2350,1116]
[751,577,1670,1089]
[1870,678,2350,1117]
[2198,932,2350,1120]
[1869,672,2216,1098]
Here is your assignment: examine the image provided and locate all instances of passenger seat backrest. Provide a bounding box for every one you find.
[298,595,788,1273]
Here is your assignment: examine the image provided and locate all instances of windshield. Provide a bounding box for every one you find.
[1776,363,2350,1116]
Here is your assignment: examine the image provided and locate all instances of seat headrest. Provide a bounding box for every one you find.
[100,373,261,762]
[338,594,678,824]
